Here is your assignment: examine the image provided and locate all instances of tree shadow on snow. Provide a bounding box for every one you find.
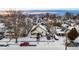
[67,42,79,47]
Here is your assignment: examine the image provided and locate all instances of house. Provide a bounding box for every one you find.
[31,24,48,38]
[4,30,15,38]
[61,24,69,28]
[0,23,5,32]
[0,23,5,39]
[56,27,67,36]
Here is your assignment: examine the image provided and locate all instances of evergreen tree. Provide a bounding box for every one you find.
[67,28,78,43]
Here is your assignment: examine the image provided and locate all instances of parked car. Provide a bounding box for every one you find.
[20,42,36,47]
[20,42,29,46]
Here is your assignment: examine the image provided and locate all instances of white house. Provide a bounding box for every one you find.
[61,23,69,28]
[0,23,5,32]
[31,24,48,37]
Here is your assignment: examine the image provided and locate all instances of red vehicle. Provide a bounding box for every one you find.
[20,42,29,46]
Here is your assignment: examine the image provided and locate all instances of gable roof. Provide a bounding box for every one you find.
[31,25,47,32]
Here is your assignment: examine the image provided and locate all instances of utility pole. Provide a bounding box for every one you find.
[14,11,19,43]
[15,18,18,43]
[65,32,67,50]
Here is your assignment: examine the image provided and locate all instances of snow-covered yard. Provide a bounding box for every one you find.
[0,35,79,50]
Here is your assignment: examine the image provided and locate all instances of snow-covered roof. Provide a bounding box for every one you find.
[56,28,65,34]
[56,29,65,34]
[66,26,78,34]
[61,24,68,27]
[39,25,47,31]
[67,26,75,30]
[0,23,5,28]
[56,27,69,34]
[31,24,47,31]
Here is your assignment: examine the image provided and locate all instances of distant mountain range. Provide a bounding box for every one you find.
[24,10,79,15]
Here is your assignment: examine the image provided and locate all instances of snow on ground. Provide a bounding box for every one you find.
[0,35,79,50]
[0,36,66,50]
